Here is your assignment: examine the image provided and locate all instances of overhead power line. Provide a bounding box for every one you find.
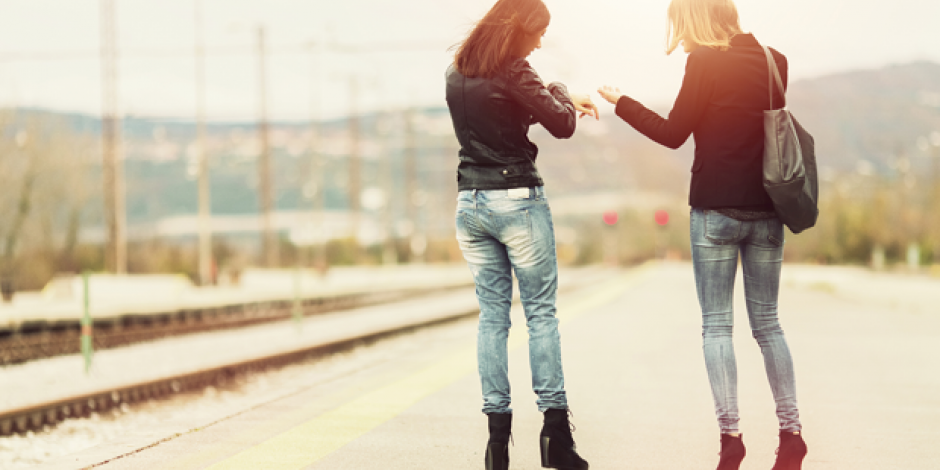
[0,40,447,63]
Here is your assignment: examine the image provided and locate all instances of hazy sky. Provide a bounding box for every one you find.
[0,0,938,121]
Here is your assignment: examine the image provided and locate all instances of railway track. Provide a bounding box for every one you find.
[0,296,481,437]
[0,284,469,366]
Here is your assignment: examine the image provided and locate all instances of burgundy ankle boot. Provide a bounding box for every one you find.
[716,434,746,470]
[771,431,807,470]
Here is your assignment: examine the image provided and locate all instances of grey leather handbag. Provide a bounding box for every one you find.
[762,45,819,234]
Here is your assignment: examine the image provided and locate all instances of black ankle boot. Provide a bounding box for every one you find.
[771,431,807,470]
[539,408,589,470]
[716,434,746,470]
[485,413,512,470]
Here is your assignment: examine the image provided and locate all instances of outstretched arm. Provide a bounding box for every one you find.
[598,52,713,149]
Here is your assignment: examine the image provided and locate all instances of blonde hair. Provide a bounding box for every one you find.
[666,0,743,55]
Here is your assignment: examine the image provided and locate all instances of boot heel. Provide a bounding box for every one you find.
[486,442,509,470]
[540,436,551,467]
[540,409,589,469]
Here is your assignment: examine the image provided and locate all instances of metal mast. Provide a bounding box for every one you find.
[100,0,126,274]
[257,26,277,267]
[195,0,213,285]
[309,39,327,272]
[348,77,361,253]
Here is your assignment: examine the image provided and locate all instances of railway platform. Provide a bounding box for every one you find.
[6,262,940,469]
[0,265,477,327]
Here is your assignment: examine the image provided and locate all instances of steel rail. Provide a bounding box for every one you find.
[0,300,480,436]
[0,283,471,366]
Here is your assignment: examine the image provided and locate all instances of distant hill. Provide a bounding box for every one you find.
[787,61,940,173]
[5,61,937,225]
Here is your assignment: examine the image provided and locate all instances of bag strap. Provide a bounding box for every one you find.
[762,45,786,109]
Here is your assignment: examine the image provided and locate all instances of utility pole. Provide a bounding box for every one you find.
[348,77,361,255]
[380,112,397,265]
[308,39,328,274]
[931,135,940,264]
[100,0,126,274]
[257,26,277,267]
[403,108,424,263]
[195,0,213,285]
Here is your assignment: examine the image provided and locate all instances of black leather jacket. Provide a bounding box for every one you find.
[445,58,576,191]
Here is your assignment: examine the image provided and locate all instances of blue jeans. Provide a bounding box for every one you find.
[455,186,567,414]
[690,208,802,433]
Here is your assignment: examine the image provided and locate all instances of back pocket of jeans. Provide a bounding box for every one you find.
[765,218,785,247]
[704,211,743,245]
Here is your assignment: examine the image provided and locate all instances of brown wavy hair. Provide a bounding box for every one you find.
[452,0,551,78]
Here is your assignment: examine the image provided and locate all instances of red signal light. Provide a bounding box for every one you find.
[603,211,618,226]
[655,210,669,226]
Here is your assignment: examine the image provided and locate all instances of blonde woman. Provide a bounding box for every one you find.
[597,1,807,469]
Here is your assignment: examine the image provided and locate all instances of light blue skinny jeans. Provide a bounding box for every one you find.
[455,186,567,415]
[690,208,802,433]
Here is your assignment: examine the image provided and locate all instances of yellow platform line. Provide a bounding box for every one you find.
[206,265,650,470]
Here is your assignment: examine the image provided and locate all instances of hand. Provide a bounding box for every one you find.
[570,93,599,120]
[597,85,624,105]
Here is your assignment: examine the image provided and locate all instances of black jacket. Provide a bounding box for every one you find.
[615,34,787,210]
[446,58,577,191]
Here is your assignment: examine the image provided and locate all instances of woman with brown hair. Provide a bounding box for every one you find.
[446,0,596,469]
[598,0,808,469]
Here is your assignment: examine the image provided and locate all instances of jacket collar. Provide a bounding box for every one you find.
[731,33,759,47]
